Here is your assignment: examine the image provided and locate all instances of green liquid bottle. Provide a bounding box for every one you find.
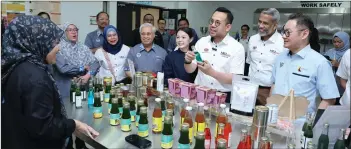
[161,116,174,149]
[194,132,205,149]
[333,129,345,149]
[108,89,116,114]
[178,123,190,149]
[160,97,166,122]
[303,119,313,149]
[110,97,120,126]
[70,80,76,103]
[129,95,137,122]
[104,81,112,103]
[194,51,203,62]
[166,109,174,128]
[317,123,329,149]
[138,107,149,137]
[117,93,124,115]
[93,92,103,119]
[136,99,144,127]
[121,102,131,132]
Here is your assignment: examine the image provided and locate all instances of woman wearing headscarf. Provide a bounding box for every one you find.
[1,15,99,149]
[324,31,350,104]
[52,22,100,99]
[94,25,131,85]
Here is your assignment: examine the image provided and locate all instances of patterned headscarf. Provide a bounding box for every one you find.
[1,15,67,117]
[58,22,97,67]
[103,25,123,55]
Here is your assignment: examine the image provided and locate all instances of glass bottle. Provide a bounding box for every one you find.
[204,118,212,149]
[246,123,252,149]
[152,98,163,134]
[75,82,82,108]
[180,98,190,130]
[184,106,194,144]
[70,80,76,103]
[98,78,104,102]
[161,116,174,149]
[104,81,112,103]
[117,93,124,114]
[216,104,227,137]
[303,119,313,149]
[215,123,225,148]
[194,132,205,149]
[333,128,345,149]
[237,129,248,149]
[216,138,227,149]
[110,97,120,126]
[138,107,149,137]
[259,137,270,149]
[265,131,272,149]
[166,100,175,123]
[80,82,86,101]
[108,89,116,114]
[88,82,94,106]
[121,102,131,132]
[129,95,137,122]
[142,93,149,107]
[178,123,190,149]
[194,102,205,138]
[166,109,174,128]
[317,123,329,149]
[224,113,233,148]
[93,92,103,119]
[160,96,166,122]
[136,99,144,127]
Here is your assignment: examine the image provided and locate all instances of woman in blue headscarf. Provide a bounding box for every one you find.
[94,25,131,85]
[324,31,350,69]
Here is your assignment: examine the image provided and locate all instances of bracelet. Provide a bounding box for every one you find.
[184,60,192,64]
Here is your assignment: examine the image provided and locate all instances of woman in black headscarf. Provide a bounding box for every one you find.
[1,15,99,149]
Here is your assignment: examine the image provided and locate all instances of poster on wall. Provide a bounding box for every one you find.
[162,11,169,19]
[166,19,175,30]
[90,16,97,25]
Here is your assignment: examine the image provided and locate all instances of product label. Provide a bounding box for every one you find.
[303,137,312,149]
[162,110,166,122]
[136,115,140,127]
[118,107,123,114]
[130,110,136,122]
[194,122,205,137]
[99,91,104,101]
[75,95,82,108]
[121,118,131,131]
[110,114,120,125]
[108,104,112,113]
[189,127,193,143]
[93,107,103,118]
[161,135,173,149]
[205,139,211,149]
[104,93,110,103]
[178,143,191,149]
[152,117,163,132]
[138,124,149,137]
[72,92,76,102]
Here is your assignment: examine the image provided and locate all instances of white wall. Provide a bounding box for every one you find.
[61,1,103,43]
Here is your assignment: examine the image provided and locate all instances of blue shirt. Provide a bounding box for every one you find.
[84,29,104,49]
[271,45,339,113]
[125,43,168,73]
[162,49,198,85]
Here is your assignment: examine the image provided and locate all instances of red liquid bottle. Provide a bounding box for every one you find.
[246,124,252,149]
[215,123,225,148]
[204,119,212,149]
[237,129,248,149]
[180,98,190,130]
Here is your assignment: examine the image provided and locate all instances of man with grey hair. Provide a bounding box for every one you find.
[125,23,168,74]
[246,8,286,105]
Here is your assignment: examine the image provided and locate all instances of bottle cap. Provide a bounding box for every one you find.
[198,102,204,107]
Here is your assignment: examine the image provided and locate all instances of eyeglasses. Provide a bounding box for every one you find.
[66,28,79,32]
[209,19,222,27]
[281,28,307,37]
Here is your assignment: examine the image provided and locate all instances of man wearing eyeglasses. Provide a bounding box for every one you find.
[271,13,339,124]
[246,8,285,106]
[184,7,245,104]
[84,11,110,53]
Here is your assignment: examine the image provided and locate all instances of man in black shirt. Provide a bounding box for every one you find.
[131,14,164,49]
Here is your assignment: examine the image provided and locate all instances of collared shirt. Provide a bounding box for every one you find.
[126,43,168,73]
[336,49,350,106]
[271,45,340,113]
[247,31,285,87]
[238,36,250,57]
[84,29,104,49]
[94,45,130,85]
[191,34,245,92]
[160,30,171,51]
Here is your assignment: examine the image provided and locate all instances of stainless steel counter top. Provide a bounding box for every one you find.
[64,98,300,149]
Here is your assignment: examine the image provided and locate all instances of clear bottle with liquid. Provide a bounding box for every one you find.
[128,95,137,122]
[70,80,76,103]
[161,116,174,149]
[184,106,194,144]
[138,107,149,137]
[178,123,190,149]
[194,102,206,138]
[93,92,103,119]
[215,104,227,137]
[135,99,144,127]
[166,109,174,128]
[121,102,131,132]
[180,98,190,130]
[75,82,82,108]
[110,97,120,126]
[152,98,163,134]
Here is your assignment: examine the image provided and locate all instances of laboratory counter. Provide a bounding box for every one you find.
[64,98,301,149]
